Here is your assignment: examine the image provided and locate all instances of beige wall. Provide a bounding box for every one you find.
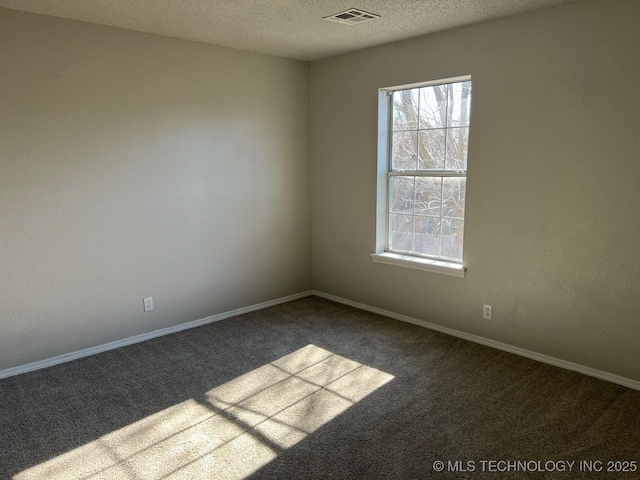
[311,0,640,381]
[0,8,311,370]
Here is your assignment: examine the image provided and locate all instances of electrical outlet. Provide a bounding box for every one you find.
[483,304,492,320]
[144,297,153,312]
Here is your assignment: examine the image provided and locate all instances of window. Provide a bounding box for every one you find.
[372,77,471,277]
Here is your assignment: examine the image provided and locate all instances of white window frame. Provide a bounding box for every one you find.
[371,75,471,278]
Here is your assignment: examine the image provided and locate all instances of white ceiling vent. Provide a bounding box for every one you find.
[323,8,380,25]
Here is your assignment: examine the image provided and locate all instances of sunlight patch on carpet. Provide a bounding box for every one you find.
[15,345,394,480]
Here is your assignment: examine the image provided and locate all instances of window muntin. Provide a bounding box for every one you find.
[386,79,471,263]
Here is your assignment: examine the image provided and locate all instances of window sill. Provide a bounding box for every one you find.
[370,252,466,278]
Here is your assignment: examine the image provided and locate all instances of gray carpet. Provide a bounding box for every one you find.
[1,296,638,479]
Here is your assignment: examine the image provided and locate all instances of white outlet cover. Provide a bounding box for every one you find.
[144,297,153,312]
[483,304,492,320]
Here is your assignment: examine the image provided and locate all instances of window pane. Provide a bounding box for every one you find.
[389,176,414,214]
[384,79,470,264]
[418,129,445,170]
[447,81,472,127]
[445,127,469,171]
[441,218,464,261]
[419,85,447,129]
[415,177,442,216]
[392,89,418,131]
[391,131,417,171]
[414,216,441,257]
[389,214,413,252]
[442,177,466,219]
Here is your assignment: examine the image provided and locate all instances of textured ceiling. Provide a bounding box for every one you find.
[0,0,576,61]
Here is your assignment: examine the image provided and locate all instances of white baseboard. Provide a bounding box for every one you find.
[0,291,314,380]
[312,290,640,391]
[4,289,638,391]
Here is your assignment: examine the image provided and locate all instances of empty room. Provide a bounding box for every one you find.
[1,0,639,479]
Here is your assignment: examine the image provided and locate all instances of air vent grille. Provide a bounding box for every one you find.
[324,8,380,25]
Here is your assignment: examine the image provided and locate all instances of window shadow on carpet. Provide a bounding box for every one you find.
[14,344,394,480]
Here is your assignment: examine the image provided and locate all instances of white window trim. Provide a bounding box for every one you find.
[372,75,470,278]
[370,252,466,277]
